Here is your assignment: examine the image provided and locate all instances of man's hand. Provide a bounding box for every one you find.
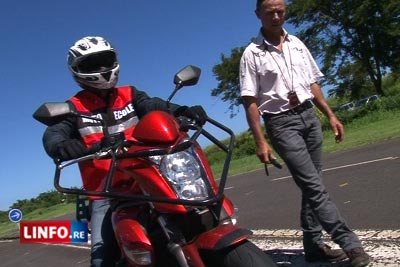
[329,116,344,143]
[310,83,344,143]
[56,139,88,160]
[256,142,277,164]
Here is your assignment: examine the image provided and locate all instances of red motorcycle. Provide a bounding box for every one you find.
[33,65,277,267]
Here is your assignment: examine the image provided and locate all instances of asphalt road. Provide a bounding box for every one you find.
[225,137,400,230]
[1,138,399,266]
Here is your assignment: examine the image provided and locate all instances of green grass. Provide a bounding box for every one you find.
[322,110,400,152]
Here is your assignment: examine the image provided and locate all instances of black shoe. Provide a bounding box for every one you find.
[305,244,347,262]
[346,247,370,267]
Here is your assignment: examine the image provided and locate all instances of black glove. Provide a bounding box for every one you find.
[56,139,89,161]
[180,105,207,126]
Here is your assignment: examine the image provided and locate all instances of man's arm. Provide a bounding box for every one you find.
[242,96,277,163]
[310,83,344,143]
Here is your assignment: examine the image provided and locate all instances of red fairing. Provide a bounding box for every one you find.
[133,111,180,144]
[112,207,154,265]
[221,197,235,217]
[112,207,151,245]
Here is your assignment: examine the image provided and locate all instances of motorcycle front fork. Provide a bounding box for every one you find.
[156,207,209,267]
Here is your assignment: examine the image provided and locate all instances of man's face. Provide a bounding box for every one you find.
[255,0,286,33]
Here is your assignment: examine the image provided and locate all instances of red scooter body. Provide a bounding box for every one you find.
[109,110,243,266]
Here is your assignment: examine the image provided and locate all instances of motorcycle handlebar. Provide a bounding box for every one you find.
[54,114,235,206]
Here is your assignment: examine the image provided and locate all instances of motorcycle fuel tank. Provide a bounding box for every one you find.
[133,111,180,144]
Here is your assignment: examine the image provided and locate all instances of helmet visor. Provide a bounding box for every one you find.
[76,51,117,73]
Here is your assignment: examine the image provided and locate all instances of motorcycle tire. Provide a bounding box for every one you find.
[203,240,277,267]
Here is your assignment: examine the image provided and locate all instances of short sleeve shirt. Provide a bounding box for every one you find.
[239,29,324,114]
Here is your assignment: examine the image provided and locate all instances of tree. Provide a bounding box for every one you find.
[211,47,246,117]
[328,60,374,99]
[286,0,400,97]
[211,0,399,116]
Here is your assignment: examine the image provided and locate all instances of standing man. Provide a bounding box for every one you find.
[239,1,370,267]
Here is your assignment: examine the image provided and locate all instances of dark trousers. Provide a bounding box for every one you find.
[264,108,361,252]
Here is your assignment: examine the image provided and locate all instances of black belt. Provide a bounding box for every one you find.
[262,100,314,119]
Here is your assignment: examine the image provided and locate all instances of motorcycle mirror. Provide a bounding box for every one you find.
[173,65,201,89]
[33,102,74,126]
[167,65,201,106]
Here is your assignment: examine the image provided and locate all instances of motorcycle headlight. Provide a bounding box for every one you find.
[157,150,209,200]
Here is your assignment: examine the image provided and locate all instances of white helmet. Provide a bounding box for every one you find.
[67,36,119,90]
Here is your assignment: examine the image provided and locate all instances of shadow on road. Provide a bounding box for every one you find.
[265,249,351,267]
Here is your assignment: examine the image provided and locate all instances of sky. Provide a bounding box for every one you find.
[0,0,300,211]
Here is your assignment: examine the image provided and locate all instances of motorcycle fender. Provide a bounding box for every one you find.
[194,224,252,251]
[112,209,151,247]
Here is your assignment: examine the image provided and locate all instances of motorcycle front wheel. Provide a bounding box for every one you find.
[203,240,277,267]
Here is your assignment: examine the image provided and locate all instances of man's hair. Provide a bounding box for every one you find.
[256,0,264,11]
[256,0,286,11]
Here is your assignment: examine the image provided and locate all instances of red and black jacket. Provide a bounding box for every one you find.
[43,85,182,192]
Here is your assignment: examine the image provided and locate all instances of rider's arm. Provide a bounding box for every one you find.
[130,86,181,118]
[131,86,207,125]
[42,116,79,159]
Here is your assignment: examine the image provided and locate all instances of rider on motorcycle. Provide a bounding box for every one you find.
[41,36,207,267]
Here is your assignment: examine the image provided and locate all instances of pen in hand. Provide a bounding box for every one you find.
[264,158,283,176]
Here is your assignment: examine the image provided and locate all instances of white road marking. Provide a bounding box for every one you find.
[271,156,398,182]
[323,157,398,172]
[46,242,90,250]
